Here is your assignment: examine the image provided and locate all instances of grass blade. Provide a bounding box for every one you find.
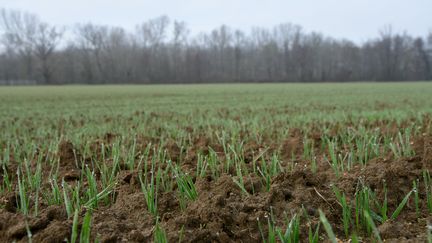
[390,190,412,220]
[319,209,337,243]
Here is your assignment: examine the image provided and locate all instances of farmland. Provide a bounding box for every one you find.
[1,83,432,242]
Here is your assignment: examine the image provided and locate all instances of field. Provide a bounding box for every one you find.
[1,83,432,242]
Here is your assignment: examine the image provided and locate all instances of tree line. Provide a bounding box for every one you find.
[0,8,431,84]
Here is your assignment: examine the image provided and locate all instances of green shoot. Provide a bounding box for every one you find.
[174,166,198,209]
[318,209,337,243]
[363,210,382,243]
[71,208,79,243]
[308,223,320,243]
[390,190,412,220]
[80,210,92,243]
[154,219,168,243]
[139,167,159,216]
[333,186,351,237]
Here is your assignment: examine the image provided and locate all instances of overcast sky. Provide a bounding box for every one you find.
[1,0,431,43]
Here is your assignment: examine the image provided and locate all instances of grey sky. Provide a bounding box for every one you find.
[1,0,431,43]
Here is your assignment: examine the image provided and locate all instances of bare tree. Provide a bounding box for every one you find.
[32,22,63,83]
[136,16,170,82]
[75,23,109,83]
[413,37,431,79]
[0,8,37,80]
[0,9,62,83]
[1,9,431,84]
[171,20,189,82]
[233,30,246,81]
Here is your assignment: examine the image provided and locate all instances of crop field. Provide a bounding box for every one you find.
[1,83,432,242]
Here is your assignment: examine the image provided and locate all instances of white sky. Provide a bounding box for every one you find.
[0,0,431,43]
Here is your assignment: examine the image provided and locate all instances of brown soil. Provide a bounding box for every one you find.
[1,124,432,242]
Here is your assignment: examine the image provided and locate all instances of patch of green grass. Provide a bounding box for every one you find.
[1,83,432,241]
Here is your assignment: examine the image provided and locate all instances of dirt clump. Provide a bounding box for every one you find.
[57,140,81,181]
[1,126,432,242]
